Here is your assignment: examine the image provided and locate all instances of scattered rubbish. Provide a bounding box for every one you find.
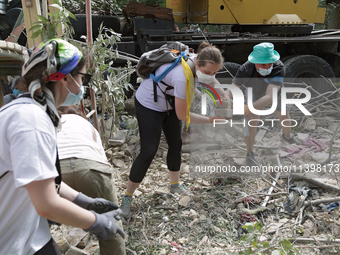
[284,185,312,213]
[318,202,340,211]
[108,129,128,146]
[162,216,169,222]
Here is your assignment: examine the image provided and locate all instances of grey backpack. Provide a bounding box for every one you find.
[136,41,193,79]
[135,42,195,112]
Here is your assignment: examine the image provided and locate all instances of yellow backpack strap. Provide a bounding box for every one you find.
[181,57,194,130]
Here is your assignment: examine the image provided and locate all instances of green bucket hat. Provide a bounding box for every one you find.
[248,42,280,64]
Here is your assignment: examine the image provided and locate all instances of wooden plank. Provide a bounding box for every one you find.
[22,0,42,47]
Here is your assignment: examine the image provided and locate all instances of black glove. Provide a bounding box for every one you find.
[85,209,125,240]
[73,192,119,214]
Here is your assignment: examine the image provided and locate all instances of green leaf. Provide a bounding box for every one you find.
[31,28,42,39]
[32,21,46,25]
[245,247,253,255]
[68,12,76,20]
[271,250,281,255]
[246,233,255,243]
[52,0,61,6]
[256,222,263,230]
[29,24,43,31]
[246,225,255,233]
[41,28,48,41]
[252,240,257,248]
[50,3,63,10]
[262,242,270,248]
[47,25,53,39]
[37,15,49,22]
[282,239,292,248]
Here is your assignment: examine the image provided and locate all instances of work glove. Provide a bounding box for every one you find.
[85,209,125,240]
[244,105,251,117]
[73,192,119,214]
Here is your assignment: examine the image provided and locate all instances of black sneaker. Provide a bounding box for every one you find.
[281,133,302,145]
[246,151,259,167]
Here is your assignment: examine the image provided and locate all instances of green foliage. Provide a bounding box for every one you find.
[120,115,138,135]
[62,0,165,15]
[238,222,300,255]
[29,0,75,41]
[62,0,118,15]
[88,24,135,144]
[27,0,136,146]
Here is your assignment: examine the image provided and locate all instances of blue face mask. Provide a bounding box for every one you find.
[61,74,84,106]
[13,89,24,98]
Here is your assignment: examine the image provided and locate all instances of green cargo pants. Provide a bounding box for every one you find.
[59,158,126,255]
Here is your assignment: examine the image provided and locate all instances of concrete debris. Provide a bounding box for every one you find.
[296,133,309,141]
[179,196,191,207]
[311,152,329,163]
[51,97,340,254]
[265,218,289,233]
[112,159,125,168]
[255,129,267,143]
[65,246,87,255]
[215,98,233,119]
[304,117,316,130]
[63,228,88,247]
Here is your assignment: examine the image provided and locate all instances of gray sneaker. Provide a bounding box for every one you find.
[170,184,193,196]
[246,151,259,167]
[281,133,302,145]
[120,196,133,218]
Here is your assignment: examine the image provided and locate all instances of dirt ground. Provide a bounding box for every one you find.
[52,93,340,255]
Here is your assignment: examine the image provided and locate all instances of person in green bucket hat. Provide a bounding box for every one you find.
[225,42,301,167]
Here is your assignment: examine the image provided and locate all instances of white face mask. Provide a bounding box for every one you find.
[196,69,216,84]
[257,65,273,76]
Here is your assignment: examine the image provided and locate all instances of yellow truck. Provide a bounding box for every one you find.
[112,0,338,95]
[0,0,339,99]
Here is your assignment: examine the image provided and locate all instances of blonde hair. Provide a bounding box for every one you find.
[196,42,224,67]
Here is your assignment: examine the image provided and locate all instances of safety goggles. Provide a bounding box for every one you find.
[77,72,93,86]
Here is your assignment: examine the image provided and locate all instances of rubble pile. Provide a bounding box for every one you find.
[51,90,340,254]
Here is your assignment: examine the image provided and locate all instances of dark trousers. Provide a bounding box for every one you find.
[129,98,182,183]
[34,238,61,255]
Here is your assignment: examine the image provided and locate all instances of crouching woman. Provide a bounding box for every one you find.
[0,39,124,255]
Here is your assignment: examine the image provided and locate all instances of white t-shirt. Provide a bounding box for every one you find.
[136,56,196,112]
[0,98,58,255]
[58,114,109,165]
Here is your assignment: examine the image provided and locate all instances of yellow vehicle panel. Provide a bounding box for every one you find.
[167,0,326,25]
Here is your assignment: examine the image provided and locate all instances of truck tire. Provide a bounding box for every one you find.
[70,15,121,41]
[216,61,241,85]
[284,55,335,98]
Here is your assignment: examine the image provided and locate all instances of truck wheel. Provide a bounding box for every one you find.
[70,15,121,40]
[284,55,335,97]
[216,61,241,85]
